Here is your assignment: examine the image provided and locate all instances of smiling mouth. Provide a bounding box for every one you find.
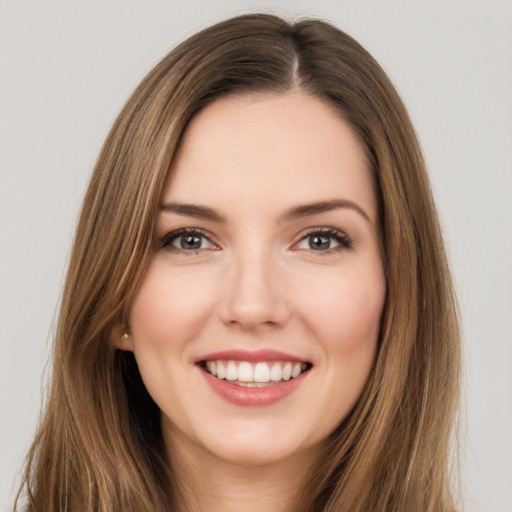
[199,360,311,387]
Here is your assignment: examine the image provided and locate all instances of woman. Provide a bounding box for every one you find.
[16,13,460,512]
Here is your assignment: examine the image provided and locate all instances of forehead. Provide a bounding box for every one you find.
[165,92,377,221]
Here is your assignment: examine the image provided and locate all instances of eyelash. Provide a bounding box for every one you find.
[159,227,352,254]
[160,228,217,254]
[294,227,352,253]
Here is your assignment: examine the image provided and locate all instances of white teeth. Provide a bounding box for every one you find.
[204,359,308,384]
[270,362,282,382]
[238,362,253,382]
[236,381,270,388]
[226,361,238,381]
[216,361,226,379]
[291,362,302,378]
[254,362,270,382]
[206,360,217,376]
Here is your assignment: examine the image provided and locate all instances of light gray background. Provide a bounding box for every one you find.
[1,1,511,511]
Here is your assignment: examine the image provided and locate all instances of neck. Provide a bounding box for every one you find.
[164,426,321,512]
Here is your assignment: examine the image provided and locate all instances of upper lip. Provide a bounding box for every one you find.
[195,349,311,364]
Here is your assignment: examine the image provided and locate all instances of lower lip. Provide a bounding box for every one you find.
[199,367,308,407]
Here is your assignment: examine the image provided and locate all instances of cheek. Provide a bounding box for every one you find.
[300,268,386,351]
[129,260,218,348]
[291,265,385,436]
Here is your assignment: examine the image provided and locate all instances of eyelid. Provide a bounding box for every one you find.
[291,226,352,252]
[158,226,351,254]
[159,227,220,252]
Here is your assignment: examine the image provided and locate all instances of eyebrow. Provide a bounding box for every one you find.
[279,199,371,223]
[160,198,371,224]
[160,202,226,222]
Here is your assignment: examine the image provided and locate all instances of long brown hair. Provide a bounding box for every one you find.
[16,13,460,511]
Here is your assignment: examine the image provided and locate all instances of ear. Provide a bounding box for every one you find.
[109,320,134,351]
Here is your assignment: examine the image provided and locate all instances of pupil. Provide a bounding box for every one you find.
[181,235,201,250]
[310,234,330,250]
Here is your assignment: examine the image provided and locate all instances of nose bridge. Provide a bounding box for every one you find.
[220,241,289,328]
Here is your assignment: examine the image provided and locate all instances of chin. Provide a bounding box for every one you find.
[197,423,324,468]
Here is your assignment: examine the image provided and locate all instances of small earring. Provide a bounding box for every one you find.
[120,333,128,342]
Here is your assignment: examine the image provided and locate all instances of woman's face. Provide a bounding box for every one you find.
[125,92,386,467]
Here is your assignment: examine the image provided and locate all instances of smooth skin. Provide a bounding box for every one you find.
[113,91,386,511]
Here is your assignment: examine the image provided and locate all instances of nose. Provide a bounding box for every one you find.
[218,249,291,330]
